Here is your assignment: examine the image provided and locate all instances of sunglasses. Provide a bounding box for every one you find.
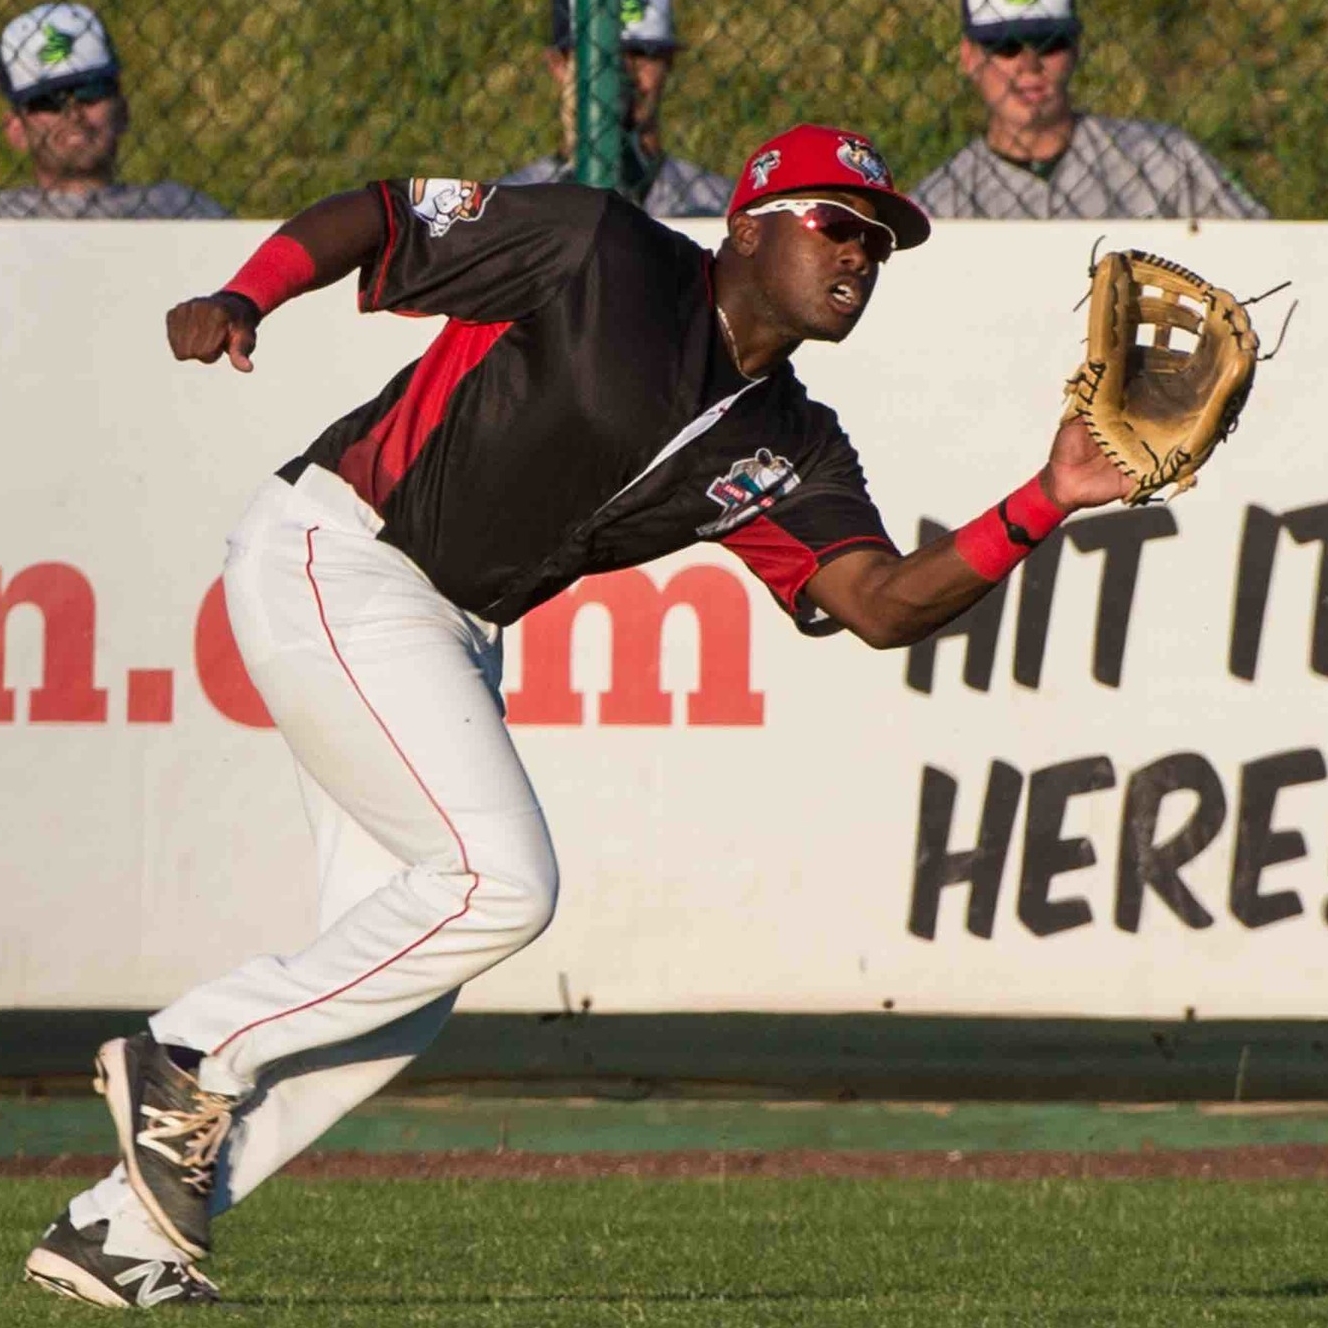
[744,197,896,263]
[22,77,120,115]
[979,34,1075,59]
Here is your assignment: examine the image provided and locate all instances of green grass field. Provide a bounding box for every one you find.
[3,1175,1328,1325]
[11,1094,1328,1157]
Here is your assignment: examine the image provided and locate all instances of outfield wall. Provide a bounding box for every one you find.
[1,217,1324,1021]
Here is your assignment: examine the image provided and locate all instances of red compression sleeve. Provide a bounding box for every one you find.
[953,473,1067,582]
[221,234,317,317]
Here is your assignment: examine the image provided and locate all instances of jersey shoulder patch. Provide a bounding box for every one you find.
[408,178,491,237]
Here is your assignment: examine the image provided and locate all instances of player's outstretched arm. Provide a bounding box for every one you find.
[165,188,385,373]
[806,417,1130,650]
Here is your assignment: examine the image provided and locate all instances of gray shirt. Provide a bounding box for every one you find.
[913,115,1268,220]
[0,181,228,219]
[499,153,732,219]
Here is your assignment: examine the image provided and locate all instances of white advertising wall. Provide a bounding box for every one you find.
[0,216,1323,1019]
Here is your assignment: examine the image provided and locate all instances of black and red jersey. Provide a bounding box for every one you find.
[296,176,896,634]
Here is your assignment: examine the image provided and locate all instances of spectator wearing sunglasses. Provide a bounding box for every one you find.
[913,0,1268,220]
[499,0,731,218]
[0,3,226,219]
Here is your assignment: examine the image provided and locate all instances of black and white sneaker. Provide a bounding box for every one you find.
[95,1033,237,1261]
[24,1210,220,1309]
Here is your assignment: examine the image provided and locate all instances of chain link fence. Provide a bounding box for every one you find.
[0,0,1324,219]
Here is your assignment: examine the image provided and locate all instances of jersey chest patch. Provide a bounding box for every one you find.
[697,448,801,536]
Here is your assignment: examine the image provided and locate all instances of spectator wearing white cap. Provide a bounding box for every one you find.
[913,0,1268,220]
[0,2,226,218]
[500,0,731,218]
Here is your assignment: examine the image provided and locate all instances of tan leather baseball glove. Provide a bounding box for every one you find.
[1062,249,1260,505]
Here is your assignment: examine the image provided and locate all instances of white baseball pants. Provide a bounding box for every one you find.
[74,464,558,1233]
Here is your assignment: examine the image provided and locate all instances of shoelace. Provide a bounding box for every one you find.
[182,1263,219,1297]
[137,1096,234,1196]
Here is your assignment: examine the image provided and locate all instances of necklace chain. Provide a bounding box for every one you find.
[716,305,755,381]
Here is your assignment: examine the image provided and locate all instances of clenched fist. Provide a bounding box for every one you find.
[166,293,261,373]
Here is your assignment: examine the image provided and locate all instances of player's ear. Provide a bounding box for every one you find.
[728,210,760,258]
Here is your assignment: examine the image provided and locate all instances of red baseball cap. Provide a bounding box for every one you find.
[728,124,930,251]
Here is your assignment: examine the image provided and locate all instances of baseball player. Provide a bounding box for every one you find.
[24,121,1130,1308]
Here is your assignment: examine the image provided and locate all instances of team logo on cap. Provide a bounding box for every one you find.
[409,178,489,238]
[748,150,781,189]
[836,136,890,187]
[39,22,75,65]
[698,448,801,537]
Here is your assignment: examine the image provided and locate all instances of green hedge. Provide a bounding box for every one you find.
[1,0,1323,216]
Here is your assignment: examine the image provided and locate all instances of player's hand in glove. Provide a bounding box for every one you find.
[1039,414,1134,512]
[166,292,261,373]
[1062,249,1260,505]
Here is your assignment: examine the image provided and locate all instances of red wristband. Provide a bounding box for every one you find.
[954,473,1067,582]
[221,234,317,317]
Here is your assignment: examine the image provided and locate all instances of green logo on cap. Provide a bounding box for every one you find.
[38,23,75,65]
[621,0,647,25]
